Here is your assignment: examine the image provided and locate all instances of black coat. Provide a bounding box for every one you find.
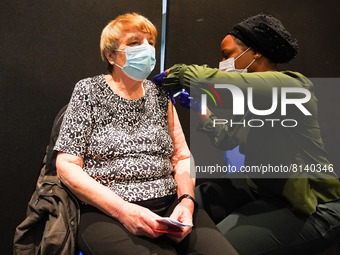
[13,105,79,255]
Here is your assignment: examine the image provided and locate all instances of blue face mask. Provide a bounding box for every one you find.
[115,44,156,81]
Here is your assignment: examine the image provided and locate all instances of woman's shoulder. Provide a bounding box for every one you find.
[75,74,104,87]
[251,71,312,88]
[280,70,307,79]
[279,71,313,88]
[144,79,169,106]
[72,74,106,94]
[144,79,168,95]
[144,79,156,89]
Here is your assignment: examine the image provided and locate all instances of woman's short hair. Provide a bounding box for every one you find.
[100,13,157,72]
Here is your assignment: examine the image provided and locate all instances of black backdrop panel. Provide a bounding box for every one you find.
[2,0,340,253]
[0,1,161,253]
[166,0,340,177]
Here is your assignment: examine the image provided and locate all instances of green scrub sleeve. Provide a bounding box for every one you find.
[164,64,230,91]
[163,64,313,108]
[163,64,188,91]
[164,64,226,91]
[199,113,236,151]
[163,64,316,148]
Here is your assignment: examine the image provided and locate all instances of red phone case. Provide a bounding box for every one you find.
[152,219,184,233]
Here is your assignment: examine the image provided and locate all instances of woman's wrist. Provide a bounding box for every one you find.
[178,199,195,214]
[178,194,196,204]
[115,199,130,220]
[178,194,197,213]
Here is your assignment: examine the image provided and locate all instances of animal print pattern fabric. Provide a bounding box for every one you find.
[54,75,177,202]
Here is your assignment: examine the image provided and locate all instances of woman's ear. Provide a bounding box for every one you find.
[104,49,115,65]
[253,51,262,59]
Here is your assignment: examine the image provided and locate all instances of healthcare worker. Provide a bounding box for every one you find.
[155,14,340,255]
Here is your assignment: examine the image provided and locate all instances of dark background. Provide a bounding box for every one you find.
[1,0,339,254]
[0,1,163,253]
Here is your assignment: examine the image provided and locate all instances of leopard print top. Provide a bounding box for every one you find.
[54,75,177,202]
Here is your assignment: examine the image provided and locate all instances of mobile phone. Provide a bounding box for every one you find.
[152,218,192,233]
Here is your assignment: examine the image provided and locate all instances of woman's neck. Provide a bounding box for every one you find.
[252,58,278,72]
[105,70,144,100]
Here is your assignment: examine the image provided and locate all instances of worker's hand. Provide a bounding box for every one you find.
[154,71,177,104]
[153,71,167,86]
[178,89,202,112]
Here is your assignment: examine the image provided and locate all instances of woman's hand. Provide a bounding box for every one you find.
[167,199,194,243]
[118,201,167,239]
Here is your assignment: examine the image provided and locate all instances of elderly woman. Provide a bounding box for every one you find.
[54,13,236,255]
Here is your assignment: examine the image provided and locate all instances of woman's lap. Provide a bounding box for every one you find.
[181,206,238,255]
[78,202,238,255]
[78,207,176,255]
